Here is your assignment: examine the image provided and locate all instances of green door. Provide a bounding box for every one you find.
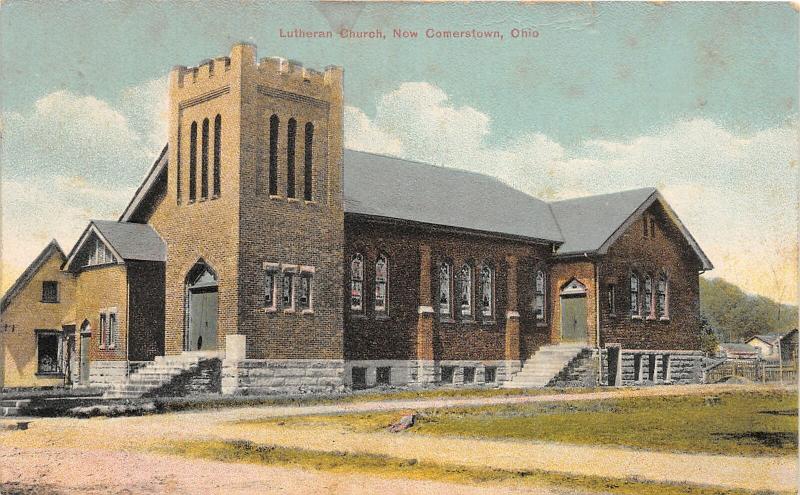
[188,288,218,351]
[561,295,588,342]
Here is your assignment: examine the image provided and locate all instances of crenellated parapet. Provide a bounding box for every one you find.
[169,43,343,101]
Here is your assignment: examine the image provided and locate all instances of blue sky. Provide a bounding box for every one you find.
[1,1,798,303]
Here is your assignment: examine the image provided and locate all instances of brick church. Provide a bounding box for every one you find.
[0,44,712,395]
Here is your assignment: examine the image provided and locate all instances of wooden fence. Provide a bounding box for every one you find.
[705,359,797,384]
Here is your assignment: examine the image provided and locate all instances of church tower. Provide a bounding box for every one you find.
[157,44,345,391]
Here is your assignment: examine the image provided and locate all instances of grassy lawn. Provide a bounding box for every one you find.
[164,439,786,495]
[243,390,798,457]
[158,385,598,412]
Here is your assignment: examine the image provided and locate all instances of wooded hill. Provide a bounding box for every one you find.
[700,277,797,342]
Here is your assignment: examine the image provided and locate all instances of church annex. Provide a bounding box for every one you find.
[0,44,713,394]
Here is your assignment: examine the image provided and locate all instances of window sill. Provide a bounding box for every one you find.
[283,308,296,314]
[301,309,314,315]
[459,318,476,324]
[536,321,548,327]
[40,300,60,304]
[375,314,390,321]
[631,315,642,320]
[187,200,196,205]
[480,320,497,326]
[350,313,367,320]
[269,195,283,200]
[438,318,456,324]
[287,197,300,203]
[304,200,317,206]
[646,316,657,321]
[659,317,671,322]
[263,307,277,313]
[198,197,207,202]
[36,372,64,378]
[211,194,220,200]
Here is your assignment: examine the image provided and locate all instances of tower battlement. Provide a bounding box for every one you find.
[170,43,343,98]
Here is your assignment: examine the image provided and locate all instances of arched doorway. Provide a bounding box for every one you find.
[79,319,91,385]
[560,278,588,343]
[185,261,218,351]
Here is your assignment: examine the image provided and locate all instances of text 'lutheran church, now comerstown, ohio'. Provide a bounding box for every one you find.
[0,44,713,397]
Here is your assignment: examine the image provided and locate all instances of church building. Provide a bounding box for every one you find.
[0,44,712,395]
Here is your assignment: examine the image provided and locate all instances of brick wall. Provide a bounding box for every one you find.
[127,261,165,361]
[344,217,552,362]
[597,202,702,350]
[75,265,129,362]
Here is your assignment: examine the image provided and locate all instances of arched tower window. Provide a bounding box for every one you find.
[201,118,209,199]
[286,118,297,198]
[350,253,364,311]
[375,254,388,313]
[657,272,669,319]
[304,122,314,201]
[534,269,546,321]
[269,114,279,196]
[630,272,640,316]
[643,274,653,317]
[213,114,221,197]
[459,264,472,317]
[438,262,452,316]
[189,121,197,201]
[480,264,494,318]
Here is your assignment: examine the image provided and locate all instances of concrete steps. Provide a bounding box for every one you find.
[504,343,589,388]
[0,399,31,417]
[103,353,211,399]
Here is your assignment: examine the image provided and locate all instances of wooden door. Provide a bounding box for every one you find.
[189,288,218,351]
[561,295,587,342]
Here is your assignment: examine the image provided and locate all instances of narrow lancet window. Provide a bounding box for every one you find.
[213,114,221,197]
[287,118,297,198]
[459,264,472,317]
[480,265,493,318]
[201,118,209,199]
[375,254,388,313]
[304,122,314,201]
[351,253,364,311]
[269,114,279,196]
[439,262,452,316]
[534,270,546,320]
[189,121,197,201]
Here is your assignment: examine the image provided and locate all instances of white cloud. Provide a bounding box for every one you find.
[343,82,798,304]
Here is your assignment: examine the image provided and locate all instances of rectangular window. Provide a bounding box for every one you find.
[99,312,107,348]
[351,254,364,311]
[298,275,312,311]
[484,366,497,383]
[351,367,367,389]
[282,272,294,310]
[36,331,61,375]
[643,275,653,316]
[440,366,455,384]
[264,271,276,309]
[657,275,668,319]
[459,265,472,317]
[607,284,616,316]
[630,274,640,316]
[661,354,671,382]
[108,311,117,349]
[534,270,546,321]
[376,366,391,385]
[42,281,59,303]
[463,367,476,383]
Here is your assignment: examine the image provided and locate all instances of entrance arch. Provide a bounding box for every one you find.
[185,260,218,351]
[560,278,588,343]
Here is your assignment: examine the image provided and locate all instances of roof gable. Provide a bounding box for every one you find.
[550,188,713,270]
[0,240,65,313]
[64,221,166,271]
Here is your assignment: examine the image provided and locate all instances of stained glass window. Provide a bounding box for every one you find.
[630,273,640,315]
[282,273,293,309]
[264,271,275,308]
[644,274,653,316]
[480,265,493,318]
[534,270,546,320]
[375,255,388,312]
[459,264,472,317]
[298,275,311,310]
[657,274,668,318]
[351,254,364,311]
[439,262,451,315]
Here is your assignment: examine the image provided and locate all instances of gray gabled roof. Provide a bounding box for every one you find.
[0,240,65,313]
[63,220,166,271]
[719,343,760,354]
[343,150,564,243]
[550,188,713,270]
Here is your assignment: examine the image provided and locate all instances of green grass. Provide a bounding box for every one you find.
[157,385,598,412]
[164,439,788,495]
[244,390,798,457]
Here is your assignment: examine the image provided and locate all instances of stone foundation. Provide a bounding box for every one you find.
[601,349,703,386]
[343,360,516,388]
[221,359,345,395]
